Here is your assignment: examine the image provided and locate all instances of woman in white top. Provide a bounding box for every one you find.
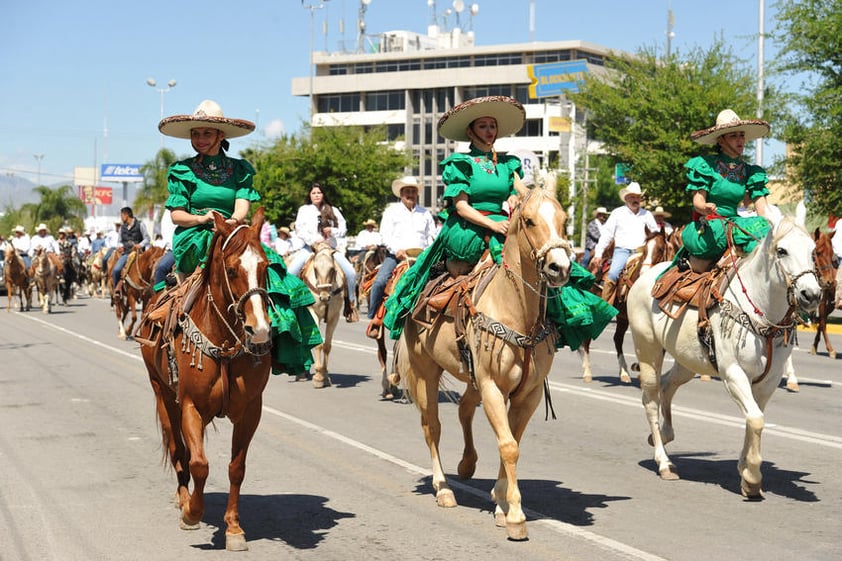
[287,183,358,321]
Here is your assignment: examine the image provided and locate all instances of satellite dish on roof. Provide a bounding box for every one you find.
[453,0,465,12]
[470,3,479,15]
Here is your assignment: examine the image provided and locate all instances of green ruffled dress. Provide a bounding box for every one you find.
[383,147,616,351]
[165,153,322,375]
[680,154,771,259]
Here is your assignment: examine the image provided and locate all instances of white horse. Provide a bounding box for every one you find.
[301,244,345,388]
[627,217,821,498]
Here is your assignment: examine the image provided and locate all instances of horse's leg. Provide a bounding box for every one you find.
[578,339,593,382]
[657,362,696,447]
[489,381,544,540]
[223,397,263,551]
[614,314,632,383]
[783,355,799,392]
[180,399,209,528]
[720,364,767,499]
[456,384,481,479]
[377,332,392,398]
[637,338,676,480]
[125,294,138,339]
[820,296,836,358]
[312,307,335,389]
[147,373,191,509]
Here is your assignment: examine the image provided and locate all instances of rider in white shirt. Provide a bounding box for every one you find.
[592,182,658,302]
[10,225,32,268]
[30,223,59,254]
[355,219,383,250]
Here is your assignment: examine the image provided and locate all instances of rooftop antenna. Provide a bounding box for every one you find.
[468,3,479,31]
[665,0,675,58]
[453,0,464,28]
[357,0,371,52]
[529,0,535,42]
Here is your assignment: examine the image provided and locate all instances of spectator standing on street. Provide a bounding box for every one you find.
[582,206,608,268]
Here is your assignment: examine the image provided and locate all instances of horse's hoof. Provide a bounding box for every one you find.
[786,381,800,393]
[225,532,248,551]
[741,481,764,500]
[457,458,476,480]
[659,465,680,480]
[830,352,837,359]
[506,521,528,541]
[436,489,457,508]
[179,511,201,531]
[387,372,401,386]
[699,374,711,382]
[494,511,506,528]
[582,373,592,383]
[620,372,632,384]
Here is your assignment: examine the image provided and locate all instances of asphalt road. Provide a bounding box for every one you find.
[1,294,840,561]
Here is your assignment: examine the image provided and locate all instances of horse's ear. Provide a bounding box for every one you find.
[814,227,820,241]
[211,211,231,235]
[251,206,265,228]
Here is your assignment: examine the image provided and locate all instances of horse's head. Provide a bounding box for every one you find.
[510,187,572,288]
[206,208,272,355]
[813,228,839,288]
[312,244,341,303]
[640,226,674,273]
[768,217,822,314]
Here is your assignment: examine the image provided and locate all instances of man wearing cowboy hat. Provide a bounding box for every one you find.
[355,218,383,250]
[30,223,59,254]
[652,206,674,235]
[11,225,32,269]
[366,175,435,330]
[273,226,293,257]
[582,206,609,268]
[592,182,658,303]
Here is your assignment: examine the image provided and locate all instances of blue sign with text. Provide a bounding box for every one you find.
[101,163,143,182]
[528,60,590,99]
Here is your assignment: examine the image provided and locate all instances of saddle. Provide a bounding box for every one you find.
[411,258,495,332]
[651,252,733,321]
[365,259,412,338]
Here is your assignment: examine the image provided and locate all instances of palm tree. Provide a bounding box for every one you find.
[135,148,178,220]
[20,185,87,233]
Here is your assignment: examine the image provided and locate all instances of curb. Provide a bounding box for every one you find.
[798,322,842,335]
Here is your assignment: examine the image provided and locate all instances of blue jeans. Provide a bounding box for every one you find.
[153,250,174,286]
[112,253,128,287]
[367,254,398,319]
[288,246,357,304]
[581,247,593,268]
[606,247,633,282]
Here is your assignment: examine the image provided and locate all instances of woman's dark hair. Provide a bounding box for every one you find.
[307,183,338,228]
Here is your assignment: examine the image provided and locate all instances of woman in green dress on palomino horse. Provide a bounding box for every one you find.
[157,99,322,376]
[383,95,616,351]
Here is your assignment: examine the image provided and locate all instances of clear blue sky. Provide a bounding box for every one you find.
[1,0,779,188]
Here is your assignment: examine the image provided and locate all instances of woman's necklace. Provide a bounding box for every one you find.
[191,153,234,185]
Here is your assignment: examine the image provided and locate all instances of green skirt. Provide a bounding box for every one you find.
[264,245,322,375]
[681,215,770,260]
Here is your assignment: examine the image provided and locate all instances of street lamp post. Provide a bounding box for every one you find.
[146,78,177,147]
[301,0,330,136]
[33,154,44,186]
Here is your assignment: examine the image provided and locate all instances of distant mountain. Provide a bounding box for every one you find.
[0,175,125,215]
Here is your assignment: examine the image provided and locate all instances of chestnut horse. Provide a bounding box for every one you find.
[137,209,272,551]
[114,246,163,340]
[579,226,676,383]
[31,248,59,313]
[393,186,572,540]
[300,243,345,388]
[355,244,386,311]
[4,246,32,312]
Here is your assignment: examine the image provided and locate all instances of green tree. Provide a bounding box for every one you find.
[243,125,412,231]
[135,148,178,220]
[773,0,842,216]
[571,41,777,224]
[20,185,87,233]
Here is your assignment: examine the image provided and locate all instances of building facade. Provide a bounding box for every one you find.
[291,26,619,212]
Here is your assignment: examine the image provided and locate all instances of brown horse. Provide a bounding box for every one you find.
[137,209,272,551]
[579,226,676,383]
[393,186,571,540]
[355,244,386,312]
[300,243,345,388]
[114,246,163,339]
[31,248,59,313]
[4,246,32,312]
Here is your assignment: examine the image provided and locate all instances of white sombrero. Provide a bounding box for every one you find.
[618,182,644,202]
[691,109,770,145]
[13,225,25,234]
[159,100,255,139]
[653,206,672,218]
[36,223,49,232]
[362,219,377,227]
[391,176,420,198]
[592,206,608,217]
[438,96,525,142]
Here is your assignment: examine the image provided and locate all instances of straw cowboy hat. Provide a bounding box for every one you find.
[36,223,49,232]
[278,226,290,236]
[391,175,420,198]
[653,206,672,219]
[592,206,608,217]
[13,225,25,234]
[618,182,644,202]
[691,109,770,145]
[159,99,255,139]
[363,219,377,227]
[438,96,526,142]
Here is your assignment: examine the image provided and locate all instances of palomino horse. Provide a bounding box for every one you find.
[393,186,572,540]
[31,248,59,313]
[87,247,109,298]
[627,217,821,497]
[137,209,272,551]
[579,226,676,383]
[300,243,345,388]
[114,246,163,339]
[784,229,839,392]
[4,246,32,312]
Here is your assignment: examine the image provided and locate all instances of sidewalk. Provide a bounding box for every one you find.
[797,307,842,335]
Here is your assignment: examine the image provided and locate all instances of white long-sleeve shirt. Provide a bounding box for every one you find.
[294,204,348,249]
[355,228,383,249]
[594,205,659,256]
[11,234,31,256]
[379,201,435,255]
[30,233,59,254]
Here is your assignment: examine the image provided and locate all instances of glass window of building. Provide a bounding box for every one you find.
[365,90,405,111]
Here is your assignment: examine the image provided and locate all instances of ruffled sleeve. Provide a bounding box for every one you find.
[441,153,474,200]
[234,159,261,202]
[745,164,770,200]
[684,155,716,194]
[165,161,195,211]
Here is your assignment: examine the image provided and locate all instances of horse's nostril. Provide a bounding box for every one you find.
[244,325,254,335]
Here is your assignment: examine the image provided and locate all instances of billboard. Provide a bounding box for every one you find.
[78,186,114,205]
[527,60,590,99]
[100,163,143,182]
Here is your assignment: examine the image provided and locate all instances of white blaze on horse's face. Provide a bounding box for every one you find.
[536,198,571,286]
[240,246,271,344]
[775,225,822,313]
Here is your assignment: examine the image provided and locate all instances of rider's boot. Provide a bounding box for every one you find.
[601,279,617,305]
[344,295,359,323]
